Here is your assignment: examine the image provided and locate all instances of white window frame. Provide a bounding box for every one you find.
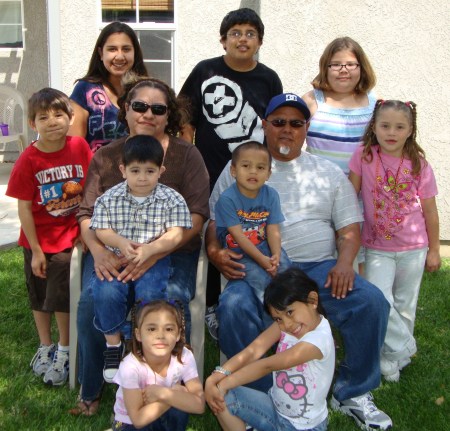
[97,0,177,87]
[0,0,25,50]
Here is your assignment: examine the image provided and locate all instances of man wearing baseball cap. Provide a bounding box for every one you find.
[206,93,392,430]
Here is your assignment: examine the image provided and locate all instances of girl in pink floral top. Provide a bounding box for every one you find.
[349,99,440,382]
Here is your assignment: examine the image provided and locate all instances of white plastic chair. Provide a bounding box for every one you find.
[0,85,28,153]
[69,232,208,388]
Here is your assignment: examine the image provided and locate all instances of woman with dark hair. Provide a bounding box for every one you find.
[69,22,148,152]
[69,75,210,416]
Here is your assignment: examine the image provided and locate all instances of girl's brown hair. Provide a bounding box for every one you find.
[131,300,191,364]
[361,99,426,175]
[312,36,376,94]
[75,22,148,96]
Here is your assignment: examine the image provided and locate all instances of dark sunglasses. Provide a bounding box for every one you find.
[131,101,168,116]
[267,119,307,128]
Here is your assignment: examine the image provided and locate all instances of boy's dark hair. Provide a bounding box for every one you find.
[122,135,164,167]
[77,22,148,96]
[220,8,264,41]
[231,141,272,167]
[28,87,73,122]
[264,267,326,316]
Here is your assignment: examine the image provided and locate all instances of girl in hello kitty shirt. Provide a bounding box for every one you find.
[205,267,335,431]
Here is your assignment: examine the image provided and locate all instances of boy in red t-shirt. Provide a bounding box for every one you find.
[6,88,92,386]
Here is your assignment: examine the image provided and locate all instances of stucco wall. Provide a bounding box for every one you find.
[176,0,450,239]
[58,0,98,96]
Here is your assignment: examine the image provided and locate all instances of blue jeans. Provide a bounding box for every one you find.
[225,386,327,431]
[217,259,389,400]
[92,257,170,334]
[231,242,291,303]
[112,407,188,431]
[77,251,199,401]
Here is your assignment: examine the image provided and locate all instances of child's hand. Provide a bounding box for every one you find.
[131,243,155,266]
[266,254,280,277]
[142,384,165,404]
[425,249,441,272]
[31,248,47,278]
[118,239,139,261]
[205,374,226,414]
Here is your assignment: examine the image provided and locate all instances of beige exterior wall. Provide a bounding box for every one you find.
[1,0,448,238]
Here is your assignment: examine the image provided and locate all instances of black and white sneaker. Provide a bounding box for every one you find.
[331,392,392,430]
[205,305,219,341]
[103,343,125,383]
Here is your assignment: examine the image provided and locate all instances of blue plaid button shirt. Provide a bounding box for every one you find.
[90,181,192,254]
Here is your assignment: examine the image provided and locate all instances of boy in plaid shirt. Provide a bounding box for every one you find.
[90,135,192,382]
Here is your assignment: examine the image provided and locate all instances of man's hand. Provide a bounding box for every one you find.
[208,247,245,280]
[91,246,124,282]
[324,261,355,299]
[117,254,159,283]
[206,220,245,280]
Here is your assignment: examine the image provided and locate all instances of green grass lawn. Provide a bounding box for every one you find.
[0,246,448,430]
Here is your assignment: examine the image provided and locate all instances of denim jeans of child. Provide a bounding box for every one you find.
[217,259,390,400]
[112,407,188,430]
[230,242,291,303]
[92,256,170,334]
[225,386,328,431]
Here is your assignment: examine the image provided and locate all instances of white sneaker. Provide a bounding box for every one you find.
[380,357,400,382]
[331,392,393,430]
[30,344,56,377]
[43,349,69,386]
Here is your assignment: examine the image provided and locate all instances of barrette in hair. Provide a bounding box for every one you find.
[405,101,413,108]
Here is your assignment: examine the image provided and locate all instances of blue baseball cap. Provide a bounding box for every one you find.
[265,93,311,121]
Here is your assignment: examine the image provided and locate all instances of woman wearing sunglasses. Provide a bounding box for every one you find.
[70,75,210,417]
[69,22,148,152]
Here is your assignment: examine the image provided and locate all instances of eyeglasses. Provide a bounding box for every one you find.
[328,63,360,71]
[131,101,168,115]
[227,30,258,40]
[267,119,307,128]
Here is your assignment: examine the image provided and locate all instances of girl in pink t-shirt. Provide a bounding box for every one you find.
[349,99,441,382]
[112,300,204,430]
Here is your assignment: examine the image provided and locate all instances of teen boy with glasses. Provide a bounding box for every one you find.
[179,8,283,340]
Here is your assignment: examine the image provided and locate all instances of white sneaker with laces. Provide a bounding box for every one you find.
[30,343,56,377]
[331,392,393,430]
[43,349,69,386]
